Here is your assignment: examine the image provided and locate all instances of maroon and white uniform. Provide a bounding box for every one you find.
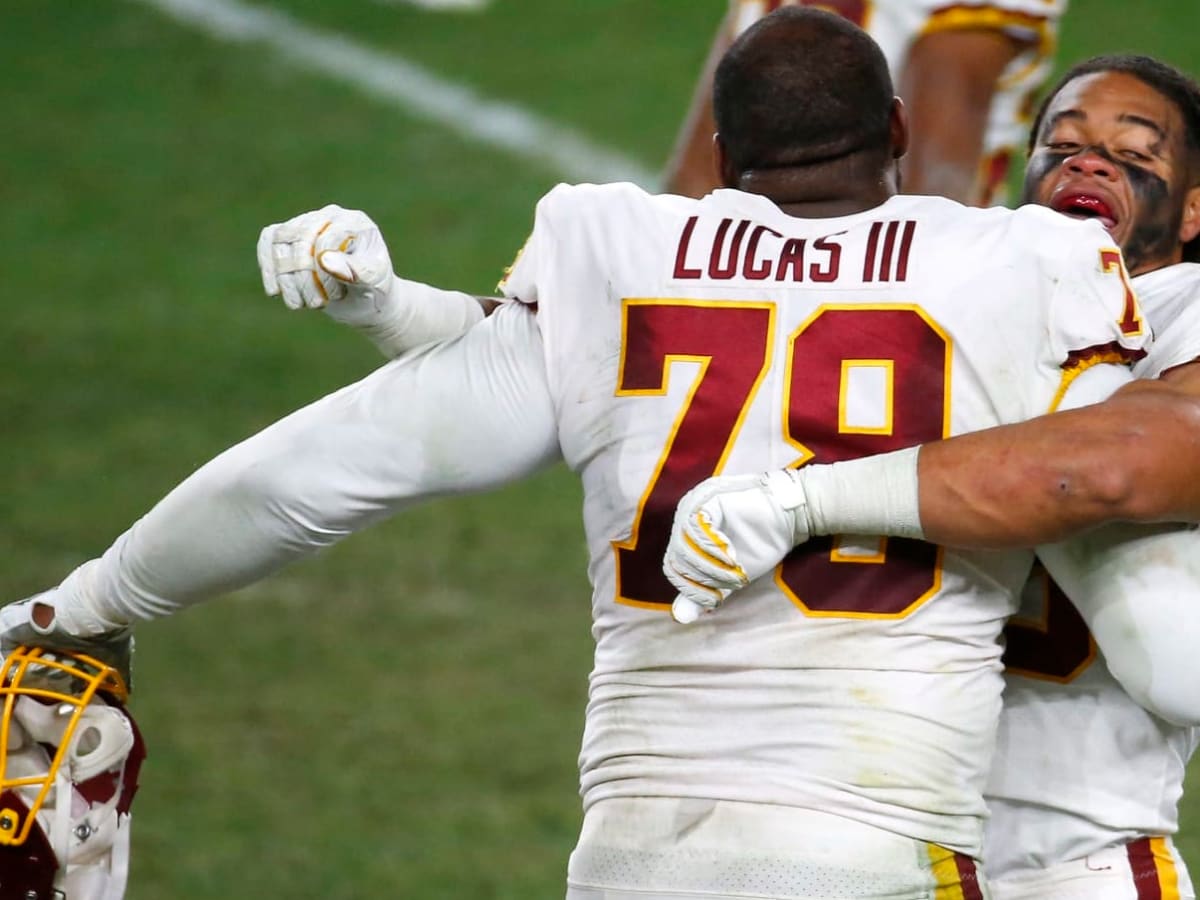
[496,183,1144,897]
[987,263,1200,900]
[36,183,1146,899]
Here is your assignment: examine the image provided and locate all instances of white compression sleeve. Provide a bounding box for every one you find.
[1039,522,1200,726]
[337,278,486,359]
[796,446,924,540]
[44,303,560,629]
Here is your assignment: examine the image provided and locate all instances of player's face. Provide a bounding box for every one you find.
[1022,71,1200,275]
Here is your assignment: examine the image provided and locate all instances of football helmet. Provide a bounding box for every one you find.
[0,647,144,900]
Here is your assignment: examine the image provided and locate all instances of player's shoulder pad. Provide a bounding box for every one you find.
[1009,202,1106,236]
[502,182,679,305]
[534,180,656,213]
[528,182,697,256]
[1131,262,1200,335]
[1134,260,1200,292]
[1008,203,1118,266]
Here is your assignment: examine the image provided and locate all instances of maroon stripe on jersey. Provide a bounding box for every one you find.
[896,221,916,281]
[863,221,881,281]
[954,853,984,900]
[1062,340,1148,368]
[879,220,900,281]
[1128,839,1164,900]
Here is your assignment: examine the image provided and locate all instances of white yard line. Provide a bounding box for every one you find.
[372,0,490,9]
[129,0,657,186]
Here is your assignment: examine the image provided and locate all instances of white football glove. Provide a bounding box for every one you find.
[0,592,133,690]
[664,469,812,624]
[257,205,487,357]
[257,204,399,329]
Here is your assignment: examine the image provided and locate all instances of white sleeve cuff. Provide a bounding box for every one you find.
[359,279,487,358]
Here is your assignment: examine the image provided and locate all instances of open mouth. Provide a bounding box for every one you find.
[1051,192,1119,231]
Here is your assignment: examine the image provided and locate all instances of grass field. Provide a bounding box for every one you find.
[2,1,1198,896]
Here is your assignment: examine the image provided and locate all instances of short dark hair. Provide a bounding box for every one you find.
[713,6,894,173]
[1028,55,1200,262]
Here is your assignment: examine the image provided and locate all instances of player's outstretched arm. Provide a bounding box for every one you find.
[778,367,1200,551]
[257,205,497,358]
[916,367,1200,546]
[3,304,559,651]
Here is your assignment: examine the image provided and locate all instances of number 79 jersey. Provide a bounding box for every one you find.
[499,182,1147,856]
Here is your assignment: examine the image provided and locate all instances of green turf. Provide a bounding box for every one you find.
[1,0,1198,896]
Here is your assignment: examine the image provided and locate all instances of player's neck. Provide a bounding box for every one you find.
[733,158,899,219]
[1126,246,1184,278]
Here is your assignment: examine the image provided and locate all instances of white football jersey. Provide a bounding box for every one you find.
[729,0,1068,203]
[985,262,1200,881]
[1132,263,1200,379]
[500,182,1146,856]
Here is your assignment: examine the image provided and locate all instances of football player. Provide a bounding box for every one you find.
[665,0,1068,205]
[666,54,1200,900]
[1,11,1170,899]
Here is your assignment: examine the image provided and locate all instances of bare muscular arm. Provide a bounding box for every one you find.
[663,16,731,198]
[897,29,1025,203]
[917,361,1200,547]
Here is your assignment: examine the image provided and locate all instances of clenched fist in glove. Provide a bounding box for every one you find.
[257,205,391,317]
[256,205,487,357]
[663,469,812,624]
[663,448,925,624]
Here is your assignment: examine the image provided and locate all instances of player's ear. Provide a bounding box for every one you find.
[714,133,739,188]
[889,97,910,161]
[1179,183,1200,246]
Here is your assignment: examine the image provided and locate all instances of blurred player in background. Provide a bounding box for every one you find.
[665,53,1200,900]
[666,0,1068,204]
[0,10,1175,900]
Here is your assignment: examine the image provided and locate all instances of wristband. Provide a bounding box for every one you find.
[797,446,924,540]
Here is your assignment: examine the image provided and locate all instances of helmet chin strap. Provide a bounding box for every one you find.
[50,767,73,895]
